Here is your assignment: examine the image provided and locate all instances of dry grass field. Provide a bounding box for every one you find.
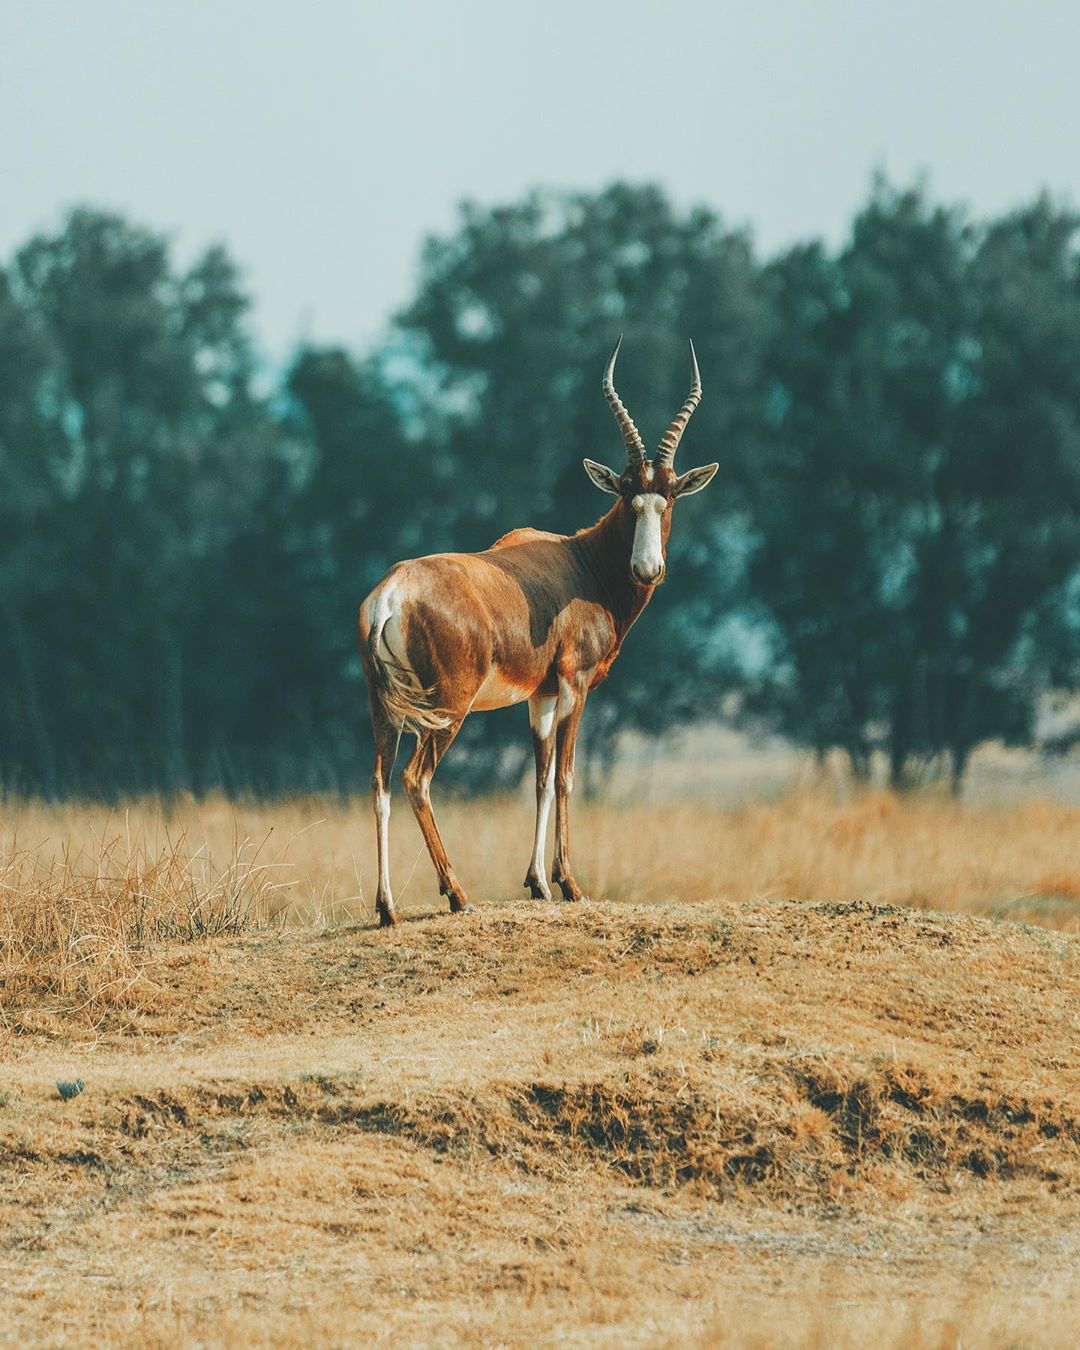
[2,787,1080,1346]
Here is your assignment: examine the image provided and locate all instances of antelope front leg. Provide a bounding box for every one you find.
[551,685,588,904]
[524,695,557,900]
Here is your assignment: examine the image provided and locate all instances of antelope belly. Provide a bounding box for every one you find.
[473,666,532,711]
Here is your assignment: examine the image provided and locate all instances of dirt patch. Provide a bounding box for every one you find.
[18,1047,1076,1219]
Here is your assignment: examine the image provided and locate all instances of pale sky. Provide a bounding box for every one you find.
[3,1,1079,362]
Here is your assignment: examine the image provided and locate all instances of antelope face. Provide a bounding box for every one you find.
[583,460,720,586]
[582,335,719,585]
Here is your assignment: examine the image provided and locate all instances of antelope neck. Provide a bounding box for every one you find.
[573,498,658,637]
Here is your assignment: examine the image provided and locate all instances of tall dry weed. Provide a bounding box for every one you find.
[0,814,287,1024]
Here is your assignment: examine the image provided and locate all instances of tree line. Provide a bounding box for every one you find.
[1,179,1078,798]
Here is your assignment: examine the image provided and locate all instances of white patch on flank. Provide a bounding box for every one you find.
[473,665,530,711]
[369,582,421,689]
[630,493,667,582]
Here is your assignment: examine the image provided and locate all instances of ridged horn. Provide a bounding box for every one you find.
[602,336,646,470]
[654,340,702,468]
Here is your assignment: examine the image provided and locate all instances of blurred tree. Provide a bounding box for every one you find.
[280,344,427,783]
[1,186,1077,800]
[4,210,288,793]
[0,269,69,793]
[394,183,773,783]
[749,180,1080,789]
[943,196,1080,782]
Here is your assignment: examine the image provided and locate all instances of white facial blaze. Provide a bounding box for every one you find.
[630,493,667,581]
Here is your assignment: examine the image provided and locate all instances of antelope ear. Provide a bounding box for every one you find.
[673,462,719,498]
[583,458,621,494]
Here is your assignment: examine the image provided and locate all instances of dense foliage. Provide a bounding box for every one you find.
[1,182,1078,796]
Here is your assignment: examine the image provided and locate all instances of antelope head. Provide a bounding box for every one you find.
[583,337,719,585]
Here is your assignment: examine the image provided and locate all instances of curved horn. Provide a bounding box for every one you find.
[654,339,702,468]
[602,336,647,470]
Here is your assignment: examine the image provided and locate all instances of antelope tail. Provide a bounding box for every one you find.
[367,620,452,735]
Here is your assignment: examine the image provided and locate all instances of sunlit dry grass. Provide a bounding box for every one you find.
[6,784,1079,942]
[2,784,1078,1029]
[0,813,287,1025]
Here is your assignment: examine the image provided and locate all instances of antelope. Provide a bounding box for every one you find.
[358,339,718,926]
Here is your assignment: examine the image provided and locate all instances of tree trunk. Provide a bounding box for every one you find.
[949,743,971,799]
[848,743,872,784]
[3,600,57,796]
[888,676,915,792]
[161,625,187,789]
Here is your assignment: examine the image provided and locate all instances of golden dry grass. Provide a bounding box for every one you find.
[2,788,1080,1346]
[4,785,1079,1016]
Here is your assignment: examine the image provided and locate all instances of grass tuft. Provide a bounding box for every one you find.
[0,814,289,1023]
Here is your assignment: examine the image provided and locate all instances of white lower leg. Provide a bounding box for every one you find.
[526,695,557,898]
[374,783,393,912]
[528,755,555,897]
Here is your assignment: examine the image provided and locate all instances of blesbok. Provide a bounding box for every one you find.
[358,338,718,926]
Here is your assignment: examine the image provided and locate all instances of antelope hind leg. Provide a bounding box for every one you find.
[370,708,401,927]
[401,721,473,915]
